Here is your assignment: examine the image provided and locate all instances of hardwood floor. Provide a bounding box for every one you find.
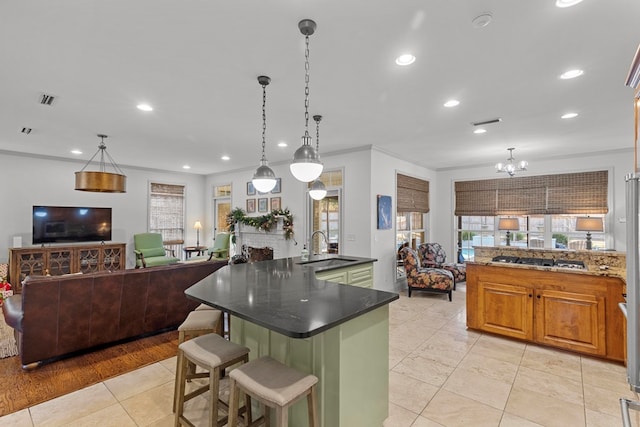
[0,330,179,417]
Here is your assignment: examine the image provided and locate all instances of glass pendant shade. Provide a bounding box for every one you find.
[308,179,327,200]
[252,75,278,193]
[290,134,323,182]
[252,159,277,193]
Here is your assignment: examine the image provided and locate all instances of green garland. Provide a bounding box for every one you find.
[227,207,294,241]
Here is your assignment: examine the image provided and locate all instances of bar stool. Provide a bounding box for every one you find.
[174,333,251,427]
[195,303,230,339]
[227,356,319,427]
[173,309,223,412]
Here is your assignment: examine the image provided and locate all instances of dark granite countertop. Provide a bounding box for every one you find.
[185,256,398,338]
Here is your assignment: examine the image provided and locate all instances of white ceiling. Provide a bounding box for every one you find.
[1,0,639,176]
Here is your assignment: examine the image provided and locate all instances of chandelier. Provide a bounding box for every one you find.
[75,134,126,193]
[251,75,278,193]
[290,19,323,183]
[495,147,528,177]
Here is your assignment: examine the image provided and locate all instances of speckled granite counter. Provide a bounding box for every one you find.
[185,255,398,427]
[473,246,626,280]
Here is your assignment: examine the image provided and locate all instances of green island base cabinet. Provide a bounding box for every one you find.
[185,257,396,427]
[314,262,374,288]
[231,305,388,426]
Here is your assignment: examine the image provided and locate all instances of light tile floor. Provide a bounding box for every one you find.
[2,284,640,427]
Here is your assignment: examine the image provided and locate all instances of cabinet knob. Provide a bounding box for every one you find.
[536,294,541,299]
[528,294,533,298]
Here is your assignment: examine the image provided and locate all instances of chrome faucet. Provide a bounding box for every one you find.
[310,230,328,255]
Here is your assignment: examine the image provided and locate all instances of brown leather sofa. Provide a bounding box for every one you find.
[2,260,226,369]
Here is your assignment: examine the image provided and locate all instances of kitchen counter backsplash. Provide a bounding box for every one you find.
[472,246,626,280]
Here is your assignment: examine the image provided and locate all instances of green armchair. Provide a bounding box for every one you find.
[134,233,180,268]
[207,232,230,261]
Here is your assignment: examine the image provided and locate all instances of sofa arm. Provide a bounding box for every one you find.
[2,294,23,332]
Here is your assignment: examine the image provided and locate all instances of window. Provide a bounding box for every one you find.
[308,170,343,255]
[149,183,185,243]
[455,170,610,258]
[457,214,607,260]
[396,212,426,250]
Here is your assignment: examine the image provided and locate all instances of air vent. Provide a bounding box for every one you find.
[21,127,32,134]
[39,93,56,106]
[472,117,502,126]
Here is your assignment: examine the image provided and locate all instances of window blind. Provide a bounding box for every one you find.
[454,170,608,216]
[149,183,185,242]
[397,174,429,213]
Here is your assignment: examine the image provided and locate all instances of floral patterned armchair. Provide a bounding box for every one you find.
[418,242,466,289]
[399,247,453,301]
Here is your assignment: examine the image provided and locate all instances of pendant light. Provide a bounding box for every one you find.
[75,134,127,193]
[290,19,323,183]
[308,114,327,200]
[251,75,278,193]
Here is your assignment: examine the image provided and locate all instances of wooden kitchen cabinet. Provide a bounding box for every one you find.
[467,263,624,362]
[477,282,534,341]
[9,243,126,293]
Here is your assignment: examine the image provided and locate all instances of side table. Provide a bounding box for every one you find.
[183,246,208,259]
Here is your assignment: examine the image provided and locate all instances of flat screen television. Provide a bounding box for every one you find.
[33,206,112,244]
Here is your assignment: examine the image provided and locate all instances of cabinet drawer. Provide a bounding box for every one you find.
[315,270,348,284]
[348,265,373,285]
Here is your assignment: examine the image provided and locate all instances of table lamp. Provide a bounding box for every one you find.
[575,217,603,250]
[498,218,520,246]
[194,221,202,247]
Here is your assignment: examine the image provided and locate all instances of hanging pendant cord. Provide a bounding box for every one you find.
[261,81,267,161]
[304,33,311,138]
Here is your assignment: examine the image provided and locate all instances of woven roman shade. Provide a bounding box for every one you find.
[397,174,429,213]
[150,183,185,242]
[454,179,498,216]
[545,170,608,214]
[454,170,608,216]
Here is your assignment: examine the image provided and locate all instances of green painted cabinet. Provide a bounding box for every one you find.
[315,262,374,288]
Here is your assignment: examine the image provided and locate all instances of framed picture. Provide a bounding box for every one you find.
[258,197,268,212]
[246,198,256,213]
[377,195,392,230]
[271,178,281,194]
[247,182,256,196]
[270,197,281,211]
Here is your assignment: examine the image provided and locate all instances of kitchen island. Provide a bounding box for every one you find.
[185,255,398,427]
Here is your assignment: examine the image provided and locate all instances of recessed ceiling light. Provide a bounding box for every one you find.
[560,69,584,79]
[561,112,579,119]
[473,128,487,134]
[71,149,82,155]
[182,165,191,170]
[555,0,583,8]
[444,100,460,108]
[395,54,416,66]
[278,141,288,148]
[137,103,153,112]
[471,13,492,28]
[221,155,230,161]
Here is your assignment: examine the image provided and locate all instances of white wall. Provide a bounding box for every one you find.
[204,147,374,261]
[371,148,435,291]
[434,148,633,256]
[0,152,206,268]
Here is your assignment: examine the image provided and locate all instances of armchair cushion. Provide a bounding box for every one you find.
[207,232,230,261]
[139,247,167,258]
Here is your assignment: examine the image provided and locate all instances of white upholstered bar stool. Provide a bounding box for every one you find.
[227,356,319,427]
[174,333,251,427]
[173,309,223,412]
[195,303,231,339]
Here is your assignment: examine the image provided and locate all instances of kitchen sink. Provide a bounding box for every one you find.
[297,257,357,268]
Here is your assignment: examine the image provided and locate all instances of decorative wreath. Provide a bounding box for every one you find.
[227,207,294,242]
